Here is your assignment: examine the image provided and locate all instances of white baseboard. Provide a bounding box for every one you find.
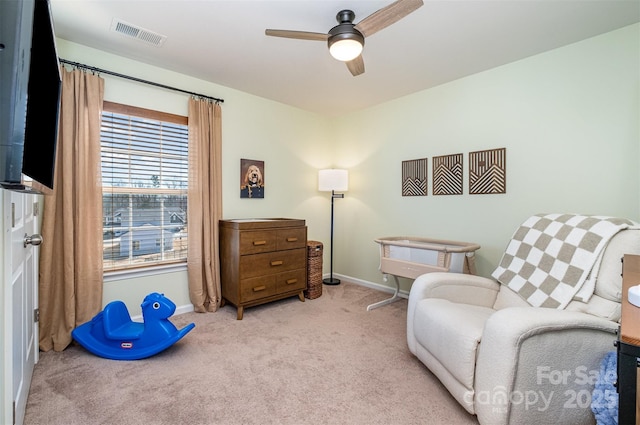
[175,304,195,315]
[329,273,410,300]
[168,274,408,319]
[132,303,194,321]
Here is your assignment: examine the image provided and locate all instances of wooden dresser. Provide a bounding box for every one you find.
[618,254,640,424]
[219,218,307,320]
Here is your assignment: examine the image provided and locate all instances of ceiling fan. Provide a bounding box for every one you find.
[265,0,424,77]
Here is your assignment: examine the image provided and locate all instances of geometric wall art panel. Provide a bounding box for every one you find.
[432,153,463,195]
[469,148,506,194]
[402,158,428,196]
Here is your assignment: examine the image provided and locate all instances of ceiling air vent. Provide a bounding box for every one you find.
[110,18,167,47]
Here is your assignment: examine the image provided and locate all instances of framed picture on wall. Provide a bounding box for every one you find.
[402,158,428,196]
[240,159,265,198]
[432,153,463,195]
[469,148,506,194]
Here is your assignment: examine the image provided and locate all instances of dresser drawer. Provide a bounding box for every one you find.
[240,275,277,302]
[239,230,277,254]
[239,248,306,279]
[276,269,306,293]
[276,227,307,251]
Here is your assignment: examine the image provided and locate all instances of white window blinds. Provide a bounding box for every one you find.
[101,102,189,271]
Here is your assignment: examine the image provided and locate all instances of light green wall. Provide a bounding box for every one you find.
[53,23,639,311]
[57,40,333,314]
[332,23,640,293]
[333,24,640,289]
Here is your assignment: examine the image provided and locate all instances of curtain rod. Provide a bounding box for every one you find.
[59,59,224,104]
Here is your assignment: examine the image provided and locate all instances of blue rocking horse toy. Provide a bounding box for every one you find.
[72,292,195,360]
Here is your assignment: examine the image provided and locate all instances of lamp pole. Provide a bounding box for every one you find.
[324,189,343,285]
[318,168,348,285]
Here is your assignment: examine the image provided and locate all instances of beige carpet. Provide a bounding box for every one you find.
[24,282,479,425]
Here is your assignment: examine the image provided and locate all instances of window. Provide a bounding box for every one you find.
[101,102,188,272]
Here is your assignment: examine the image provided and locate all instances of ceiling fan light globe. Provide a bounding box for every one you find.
[329,39,363,62]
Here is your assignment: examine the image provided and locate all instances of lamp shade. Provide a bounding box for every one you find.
[318,169,348,192]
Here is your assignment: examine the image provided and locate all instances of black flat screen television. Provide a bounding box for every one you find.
[0,0,61,192]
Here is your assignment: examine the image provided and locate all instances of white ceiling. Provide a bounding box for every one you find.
[50,0,640,117]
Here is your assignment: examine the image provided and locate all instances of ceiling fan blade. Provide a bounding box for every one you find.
[354,0,424,37]
[265,29,328,42]
[346,55,365,76]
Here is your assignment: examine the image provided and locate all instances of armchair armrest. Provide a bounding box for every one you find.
[407,272,500,354]
[475,307,617,425]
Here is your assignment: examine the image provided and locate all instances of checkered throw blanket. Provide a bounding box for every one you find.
[491,213,637,309]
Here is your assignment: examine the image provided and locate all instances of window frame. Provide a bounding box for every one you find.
[101,101,189,275]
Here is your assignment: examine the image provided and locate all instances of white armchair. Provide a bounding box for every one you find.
[407,221,640,425]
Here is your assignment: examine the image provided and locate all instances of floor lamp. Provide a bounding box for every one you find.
[318,169,348,285]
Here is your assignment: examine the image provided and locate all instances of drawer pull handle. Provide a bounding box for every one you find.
[253,285,266,292]
[253,240,267,246]
[286,279,298,285]
[271,260,284,266]
[287,237,298,242]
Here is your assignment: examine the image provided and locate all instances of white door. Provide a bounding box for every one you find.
[2,189,39,425]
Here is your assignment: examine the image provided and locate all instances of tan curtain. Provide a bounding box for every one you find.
[187,99,223,312]
[38,68,105,352]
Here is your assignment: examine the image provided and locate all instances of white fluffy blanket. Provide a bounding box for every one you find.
[492,213,637,308]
